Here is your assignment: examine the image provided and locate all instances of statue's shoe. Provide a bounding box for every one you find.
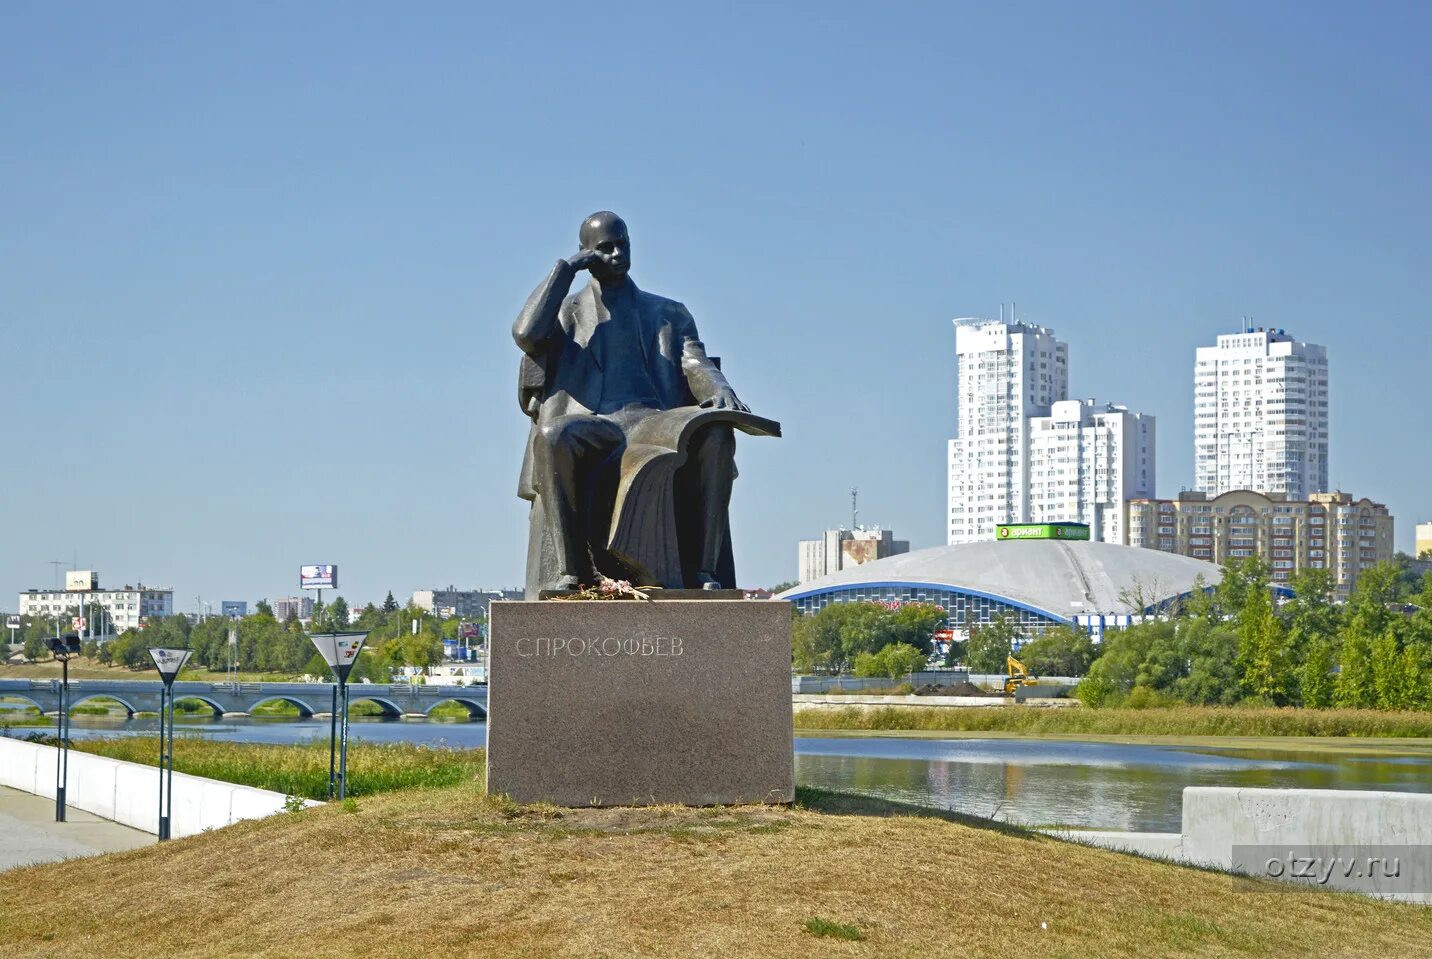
[695,571,722,591]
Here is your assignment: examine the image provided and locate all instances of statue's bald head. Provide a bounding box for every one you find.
[577,211,631,282]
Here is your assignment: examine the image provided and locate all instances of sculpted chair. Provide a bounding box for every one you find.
[517,354,780,595]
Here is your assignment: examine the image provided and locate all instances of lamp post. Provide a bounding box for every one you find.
[46,632,81,822]
[308,631,368,799]
[147,646,192,840]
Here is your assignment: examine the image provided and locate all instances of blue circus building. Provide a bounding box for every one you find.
[776,534,1229,641]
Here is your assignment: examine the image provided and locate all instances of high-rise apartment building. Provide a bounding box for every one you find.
[1127,489,1391,599]
[1027,400,1156,545]
[947,318,1067,544]
[797,527,910,584]
[1193,327,1329,498]
[272,596,315,622]
[946,318,1153,545]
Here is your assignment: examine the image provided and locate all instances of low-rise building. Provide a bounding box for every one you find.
[410,587,524,620]
[18,572,174,635]
[1417,522,1432,560]
[1127,490,1393,599]
[798,527,910,584]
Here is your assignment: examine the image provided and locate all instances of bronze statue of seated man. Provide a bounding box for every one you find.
[513,211,779,594]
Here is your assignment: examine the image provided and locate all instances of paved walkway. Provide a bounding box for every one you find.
[0,785,153,872]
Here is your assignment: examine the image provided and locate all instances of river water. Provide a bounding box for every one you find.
[15,712,1430,832]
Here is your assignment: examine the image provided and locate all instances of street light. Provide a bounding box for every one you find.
[308,630,368,799]
[46,632,81,822]
[147,646,192,840]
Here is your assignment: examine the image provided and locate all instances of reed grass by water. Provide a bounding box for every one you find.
[67,737,484,800]
[794,704,1432,738]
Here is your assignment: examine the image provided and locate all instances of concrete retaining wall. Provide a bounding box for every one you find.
[0,736,319,838]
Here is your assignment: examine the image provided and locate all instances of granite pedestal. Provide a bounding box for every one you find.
[486,599,793,807]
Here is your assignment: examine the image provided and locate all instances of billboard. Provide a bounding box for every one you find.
[6,615,20,630]
[220,600,248,618]
[65,570,98,591]
[995,523,1091,542]
[299,564,338,589]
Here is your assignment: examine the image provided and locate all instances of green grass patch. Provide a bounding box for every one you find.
[794,704,1432,738]
[803,917,864,941]
[67,737,484,800]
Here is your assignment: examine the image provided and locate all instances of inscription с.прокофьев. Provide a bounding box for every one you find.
[514,636,684,658]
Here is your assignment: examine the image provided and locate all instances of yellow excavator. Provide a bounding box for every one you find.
[1004,655,1039,696]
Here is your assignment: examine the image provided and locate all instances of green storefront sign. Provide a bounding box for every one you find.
[995,523,1091,541]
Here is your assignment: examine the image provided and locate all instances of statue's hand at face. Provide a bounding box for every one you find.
[566,211,631,282]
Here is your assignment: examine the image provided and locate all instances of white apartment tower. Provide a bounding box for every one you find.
[947,318,1068,544]
[1193,327,1329,498]
[1027,400,1156,544]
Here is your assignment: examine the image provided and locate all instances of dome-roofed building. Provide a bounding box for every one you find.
[776,529,1228,640]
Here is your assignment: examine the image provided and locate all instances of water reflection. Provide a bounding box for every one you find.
[11,714,1429,833]
[795,738,1432,831]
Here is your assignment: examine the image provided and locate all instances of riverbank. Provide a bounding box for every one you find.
[1,776,1427,958]
[795,703,1432,738]
[52,737,482,800]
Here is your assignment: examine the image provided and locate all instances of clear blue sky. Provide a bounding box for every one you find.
[3,1,1428,611]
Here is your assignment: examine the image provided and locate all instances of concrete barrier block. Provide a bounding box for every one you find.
[1182,787,1432,869]
[69,753,120,821]
[113,763,160,833]
[0,738,41,794]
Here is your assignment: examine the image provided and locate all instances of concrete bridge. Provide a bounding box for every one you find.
[0,678,487,719]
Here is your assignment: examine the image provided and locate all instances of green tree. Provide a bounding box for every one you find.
[853,642,925,680]
[1335,562,1404,709]
[1172,618,1242,705]
[1336,627,1376,708]
[1284,567,1341,704]
[1371,631,1416,710]
[1235,559,1293,703]
[1016,625,1096,676]
[887,603,945,654]
[23,633,46,663]
[255,599,275,618]
[382,591,399,613]
[967,614,1020,674]
[792,609,840,673]
[1300,640,1337,708]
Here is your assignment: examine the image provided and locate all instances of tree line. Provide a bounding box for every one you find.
[1077,560,1432,710]
[789,556,1432,711]
[13,590,463,680]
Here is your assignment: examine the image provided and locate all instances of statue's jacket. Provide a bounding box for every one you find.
[513,260,734,501]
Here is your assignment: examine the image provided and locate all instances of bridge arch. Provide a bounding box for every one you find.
[172,695,227,718]
[249,695,320,718]
[1,692,48,715]
[347,696,404,718]
[425,697,487,720]
[68,693,142,718]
